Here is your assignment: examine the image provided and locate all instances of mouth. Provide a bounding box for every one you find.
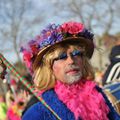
[66,69,79,75]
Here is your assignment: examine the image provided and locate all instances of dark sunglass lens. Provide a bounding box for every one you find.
[72,50,82,56]
[59,53,67,59]
[54,53,67,61]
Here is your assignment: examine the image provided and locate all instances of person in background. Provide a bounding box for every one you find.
[102,37,120,85]
[21,21,120,120]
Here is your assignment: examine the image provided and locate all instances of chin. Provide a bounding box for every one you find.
[64,74,82,84]
[66,78,81,85]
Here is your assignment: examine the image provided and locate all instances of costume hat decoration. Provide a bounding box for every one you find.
[20,21,94,73]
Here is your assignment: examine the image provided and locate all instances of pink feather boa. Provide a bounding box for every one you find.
[54,80,109,120]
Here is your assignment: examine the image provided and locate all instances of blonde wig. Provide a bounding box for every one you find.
[33,42,94,91]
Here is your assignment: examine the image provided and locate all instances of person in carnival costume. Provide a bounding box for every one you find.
[21,21,120,120]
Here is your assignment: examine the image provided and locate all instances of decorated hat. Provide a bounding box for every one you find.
[20,21,94,73]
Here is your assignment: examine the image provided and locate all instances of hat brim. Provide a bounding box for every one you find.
[33,37,94,70]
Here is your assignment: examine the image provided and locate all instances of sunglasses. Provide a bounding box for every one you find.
[54,50,83,61]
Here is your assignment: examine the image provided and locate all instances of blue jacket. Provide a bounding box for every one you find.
[22,87,120,120]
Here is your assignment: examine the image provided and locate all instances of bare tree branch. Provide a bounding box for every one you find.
[0,0,46,62]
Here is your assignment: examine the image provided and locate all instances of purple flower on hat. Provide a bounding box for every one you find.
[28,40,40,54]
[82,29,94,40]
[40,24,63,48]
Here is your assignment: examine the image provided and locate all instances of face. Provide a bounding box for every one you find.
[52,46,83,84]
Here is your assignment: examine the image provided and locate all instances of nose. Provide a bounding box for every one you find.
[66,55,74,64]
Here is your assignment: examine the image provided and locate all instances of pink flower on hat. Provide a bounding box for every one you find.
[61,21,84,34]
[23,51,33,68]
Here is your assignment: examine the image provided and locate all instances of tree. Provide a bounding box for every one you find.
[0,0,46,62]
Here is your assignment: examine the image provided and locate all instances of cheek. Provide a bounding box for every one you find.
[76,58,83,68]
[52,62,61,77]
[52,61,64,80]
[52,64,59,75]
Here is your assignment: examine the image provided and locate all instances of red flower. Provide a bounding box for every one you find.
[23,51,33,68]
[61,21,84,34]
[30,44,39,54]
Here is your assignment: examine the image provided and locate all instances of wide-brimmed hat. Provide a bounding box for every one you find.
[21,21,94,73]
